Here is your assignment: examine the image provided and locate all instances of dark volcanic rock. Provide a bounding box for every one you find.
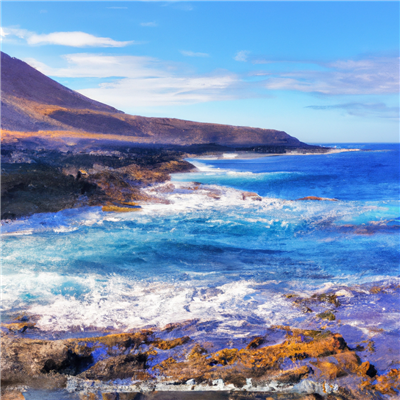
[79,353,148,381]
[1,327,389,399]
[1,145,194,219]
[1,335,93,388]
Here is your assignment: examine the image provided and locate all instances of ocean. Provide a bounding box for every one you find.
[2,143,399,361]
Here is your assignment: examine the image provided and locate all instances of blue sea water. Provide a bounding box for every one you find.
[2,144,399,338]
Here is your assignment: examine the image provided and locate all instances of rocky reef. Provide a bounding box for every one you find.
[2,285,399,400]
[1,140,194,220]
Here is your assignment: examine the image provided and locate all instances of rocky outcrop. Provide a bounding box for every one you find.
[1,324,395,399]
[1,146,194,219]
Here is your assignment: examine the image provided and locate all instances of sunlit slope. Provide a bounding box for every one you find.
[1,51,304,147]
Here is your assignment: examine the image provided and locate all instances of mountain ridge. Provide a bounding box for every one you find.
[1,51,305,147]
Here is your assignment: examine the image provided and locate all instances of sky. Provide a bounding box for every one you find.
[1,1,399,143]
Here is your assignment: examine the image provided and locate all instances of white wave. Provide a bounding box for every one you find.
[3,272,399,336]
[2,273,305,333]
[0,181,372,236]
[181,160,301,178]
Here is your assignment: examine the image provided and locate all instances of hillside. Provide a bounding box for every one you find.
[1,51,305,147]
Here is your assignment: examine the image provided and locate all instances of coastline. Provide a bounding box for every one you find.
[2,144,399,399]
[2,279,399,399]
[191,148,361,161]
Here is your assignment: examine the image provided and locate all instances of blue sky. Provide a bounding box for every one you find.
[1,1,399,143]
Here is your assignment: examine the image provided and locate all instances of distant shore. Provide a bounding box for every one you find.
[191,147,361,160]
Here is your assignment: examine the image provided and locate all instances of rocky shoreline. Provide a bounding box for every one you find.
[2,142,399,399]
[1,138,332,220]
[2,284,399,400]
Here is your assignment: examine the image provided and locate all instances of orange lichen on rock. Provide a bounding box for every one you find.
[187,344,208,360]
[1,322,36,332]
[1,391,25,400]
[102,205,141,213]
[369,369,400,396]
[369,286,385,294]
[311,360,343,380]
[68,331,152,349]
[317,311,336,321]
[150,329,352,384]
[153,336,190,350]
[246,336,265,349]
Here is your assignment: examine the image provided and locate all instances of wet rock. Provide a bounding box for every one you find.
[372,368,400,396]
[317,311,336,321]
[273,366,311,384]
[0,332,150,389]
[1,148,194,220]
[242,191,262,201]
[1,321,36,333]
[207,192,221,200]
[188,344,208,360]
[246,337,265,350]
[154,336,190,350]
[1,336,93,387]
[0,327,387,398]
[79,353,148,381]
[289,292,340,309]
[296,196,338,201]
[0,391,25,400]
[102,205,142,213]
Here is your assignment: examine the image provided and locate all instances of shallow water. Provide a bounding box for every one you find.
[2,144,399,342]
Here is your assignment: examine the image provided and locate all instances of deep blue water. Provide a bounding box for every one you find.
[180,143,400,201]
[2,143,399,335]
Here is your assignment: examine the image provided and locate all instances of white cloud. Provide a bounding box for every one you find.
[234,50,250,62]
[25,53,247,108]
[263,57,399,95]
[28,32,133,47]
[140,22,158,27]
[180,50,210,58]
[307,102,399,119]
[2,27,133,47]
[22,53,398,112]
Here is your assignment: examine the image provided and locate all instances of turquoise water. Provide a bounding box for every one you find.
[2,144,399,338]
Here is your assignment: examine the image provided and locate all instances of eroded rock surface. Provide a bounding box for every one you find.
[2,324,398,399]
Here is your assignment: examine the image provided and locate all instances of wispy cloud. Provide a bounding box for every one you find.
[164,3,194,12]
[25,54,249,108]
[22,52,398,113]
[306,102,399,119]
[263,57,399,95]
[140,21,158,27]
[180,50,210,58]
[2,27,134,47]
[234,50,250,62]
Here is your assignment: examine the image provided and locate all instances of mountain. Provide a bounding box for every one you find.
[1,51,304,147]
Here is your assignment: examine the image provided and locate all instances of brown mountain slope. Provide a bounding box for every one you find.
[1,51,304,147]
